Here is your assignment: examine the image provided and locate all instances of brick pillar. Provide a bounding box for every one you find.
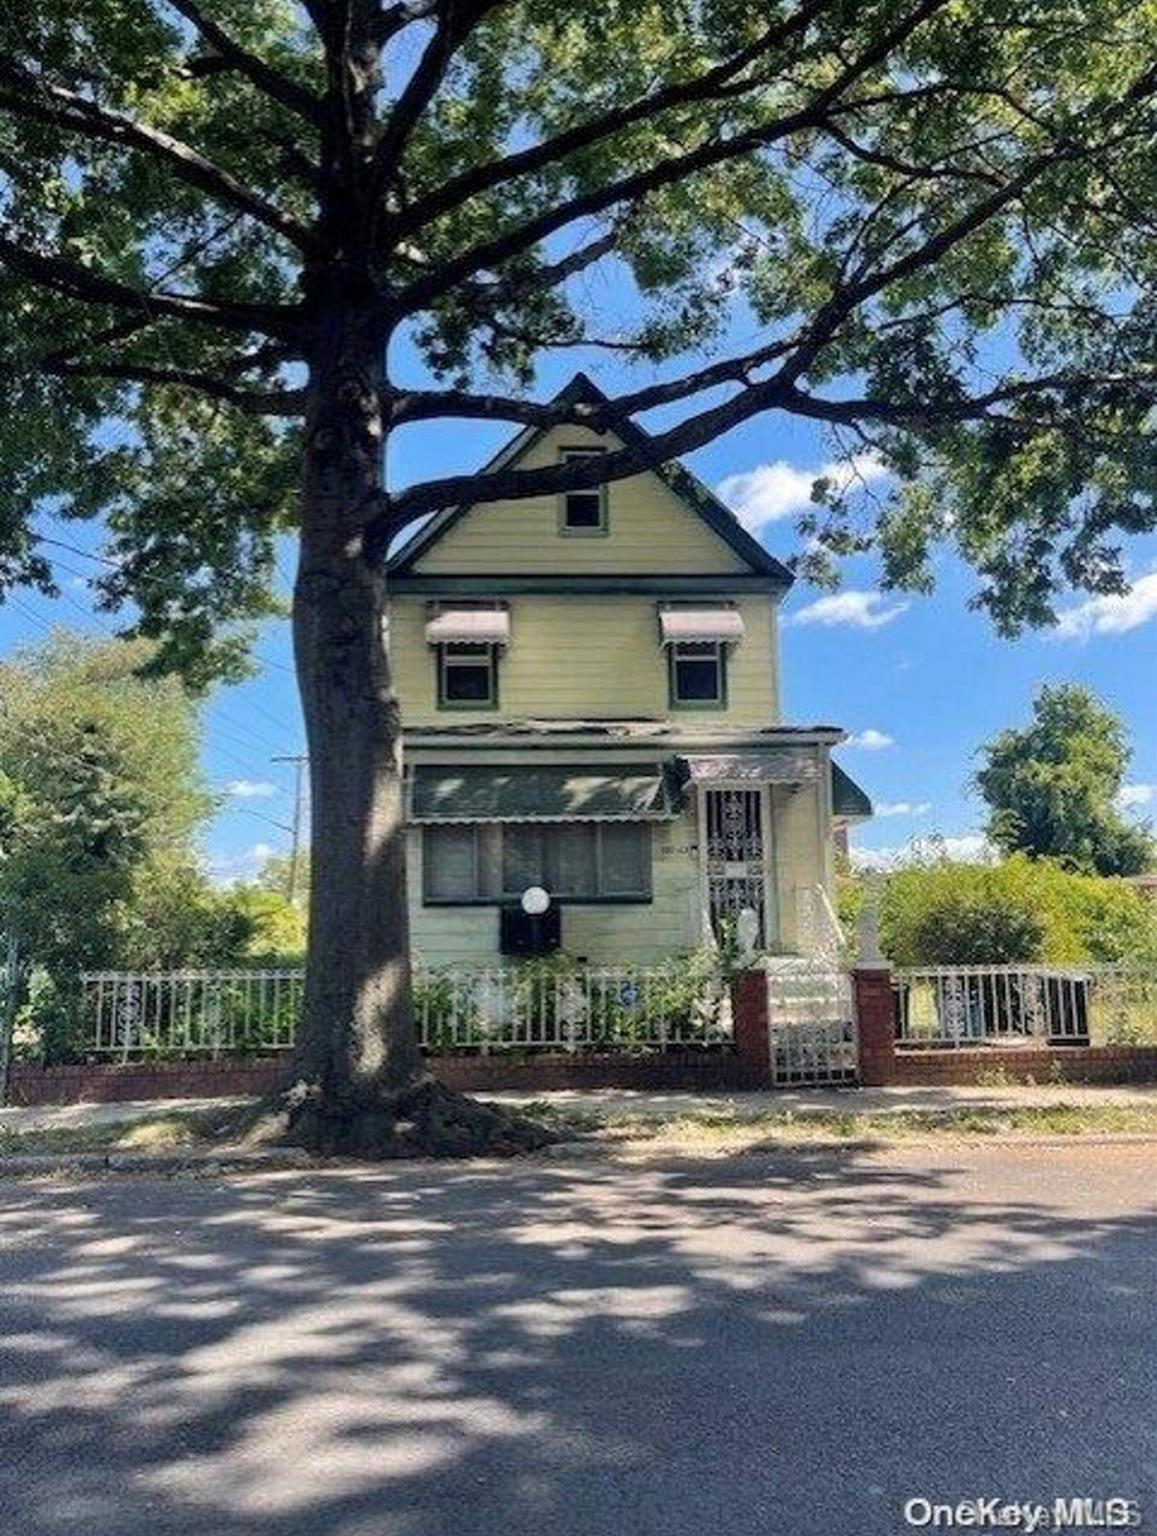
[731,968,772,1085]
[854,965,896,1086]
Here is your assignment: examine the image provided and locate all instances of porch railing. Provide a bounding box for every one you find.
[894,964,1157,1048]
[73,962,731,1061]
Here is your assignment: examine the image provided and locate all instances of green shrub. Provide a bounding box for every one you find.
[879,854,1154,966]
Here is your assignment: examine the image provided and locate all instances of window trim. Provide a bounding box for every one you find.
[420,822,653,905]
[668,639,728,709]
[436,641,499,710]
[557,447,609,537]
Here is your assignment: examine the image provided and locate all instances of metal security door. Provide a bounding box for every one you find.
[703,786,768,947]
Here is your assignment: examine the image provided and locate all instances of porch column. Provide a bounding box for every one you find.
[854,964,896,1086]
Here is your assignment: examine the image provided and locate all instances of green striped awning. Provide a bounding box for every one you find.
[408,762,682,823]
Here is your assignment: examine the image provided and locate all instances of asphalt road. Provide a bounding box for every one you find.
[1,1143,1155,1536]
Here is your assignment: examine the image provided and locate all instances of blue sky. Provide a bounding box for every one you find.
[5,344,1155,879]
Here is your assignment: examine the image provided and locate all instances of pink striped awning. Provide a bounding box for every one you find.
[659,608,745,644]
[425,608,510,646]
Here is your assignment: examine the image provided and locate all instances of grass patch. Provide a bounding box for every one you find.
[525,1101,1157,1155]
[0,1108,224,1158]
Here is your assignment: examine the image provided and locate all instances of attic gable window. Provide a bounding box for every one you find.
[558,447,608,535]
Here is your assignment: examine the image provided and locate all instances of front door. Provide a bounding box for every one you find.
[702,786,772,949]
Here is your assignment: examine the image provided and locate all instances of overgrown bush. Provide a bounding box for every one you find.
[878,854,1155,967]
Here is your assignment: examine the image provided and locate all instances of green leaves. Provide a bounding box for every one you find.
[976,683,1155,875]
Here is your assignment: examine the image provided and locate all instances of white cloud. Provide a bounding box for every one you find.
[1054,572,1157,640]
[717,451,887,532]
[223,779,278,799]
[788,590,909,630]
[845,728,895,751]
[875,801,932,818]
[851,833,993,871]
[1118,783,1156,810]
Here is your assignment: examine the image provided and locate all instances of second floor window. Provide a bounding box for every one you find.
[559,448,608,535]
[438,642,498,707]
[669,640,726,707]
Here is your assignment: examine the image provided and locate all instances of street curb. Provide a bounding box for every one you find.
[0,1146,317,1178]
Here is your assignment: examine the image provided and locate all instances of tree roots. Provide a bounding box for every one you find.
[256,1074,557,1159]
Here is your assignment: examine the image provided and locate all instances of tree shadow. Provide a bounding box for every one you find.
[1,1144,1155,1536]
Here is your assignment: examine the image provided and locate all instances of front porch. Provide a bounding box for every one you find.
[403,721,865,969]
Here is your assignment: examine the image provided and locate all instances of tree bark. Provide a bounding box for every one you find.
[284,302,421,1135]
[278,306,551,1158]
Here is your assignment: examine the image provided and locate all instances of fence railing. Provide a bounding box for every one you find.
[764,957,858,1086]
[73,962,731,1061]
[894,965,1157,1049]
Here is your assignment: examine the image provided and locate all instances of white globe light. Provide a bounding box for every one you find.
[521,885,550,916]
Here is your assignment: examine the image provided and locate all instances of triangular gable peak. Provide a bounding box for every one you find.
[388,373,794,586]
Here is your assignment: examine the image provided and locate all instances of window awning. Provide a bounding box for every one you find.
[659,608,745,644]
[424,608,510,646]
[681,748,819,784]
[409,762,682,823]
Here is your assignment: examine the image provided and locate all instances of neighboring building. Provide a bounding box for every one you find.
[387,373,871,968]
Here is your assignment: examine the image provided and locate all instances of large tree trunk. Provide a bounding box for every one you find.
[279,306,548,1158]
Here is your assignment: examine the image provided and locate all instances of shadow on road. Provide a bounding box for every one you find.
[1,1144,1155,1535]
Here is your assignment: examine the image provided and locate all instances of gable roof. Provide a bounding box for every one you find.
[388,372,794,586]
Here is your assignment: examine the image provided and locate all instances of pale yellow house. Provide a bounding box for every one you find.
[387,373,871,968]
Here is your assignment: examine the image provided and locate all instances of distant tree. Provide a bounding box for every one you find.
[976,684,1154,876]
[0,633,213,972]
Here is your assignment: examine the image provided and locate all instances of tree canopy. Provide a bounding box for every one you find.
[1,0,1154,659]
[976,683,1155,876]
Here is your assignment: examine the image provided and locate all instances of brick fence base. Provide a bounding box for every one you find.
[890,1044,1157,1087]
[5,1048,764,1107]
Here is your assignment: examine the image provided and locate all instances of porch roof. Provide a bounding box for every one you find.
[408,761,683,823]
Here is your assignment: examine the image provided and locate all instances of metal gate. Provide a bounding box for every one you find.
[765,960,858,1086]
[703,787,768,946]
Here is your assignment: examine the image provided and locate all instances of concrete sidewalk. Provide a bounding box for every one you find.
[4,1081,1157,1136]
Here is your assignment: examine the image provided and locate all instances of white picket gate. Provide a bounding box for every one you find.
[765,958,859,1087]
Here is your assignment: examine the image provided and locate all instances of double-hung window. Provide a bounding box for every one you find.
[438,642,498,707]
[669,640,726,707]
[559,447,608,535]
[422,822,651,903]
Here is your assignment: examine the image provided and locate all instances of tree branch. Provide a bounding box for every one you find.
[0,237,301,339]
[162,0,324,125]
[373,0,507,196]
[388,0,833,239]
[43,357,308,415]
[378,357,1153,533]
[0,64,319,254]
[389,0,954,313]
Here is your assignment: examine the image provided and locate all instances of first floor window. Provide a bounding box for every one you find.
[670,640,726,706]
[438,642,497,706]
[422,821,651,903]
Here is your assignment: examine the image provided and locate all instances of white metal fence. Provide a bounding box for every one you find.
[765,958,858,1086]
[83,969,303,1059]
[894,965,1157,1048]
[76,963,731,1060]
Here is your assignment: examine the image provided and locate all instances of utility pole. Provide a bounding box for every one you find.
[273,754,309,904]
